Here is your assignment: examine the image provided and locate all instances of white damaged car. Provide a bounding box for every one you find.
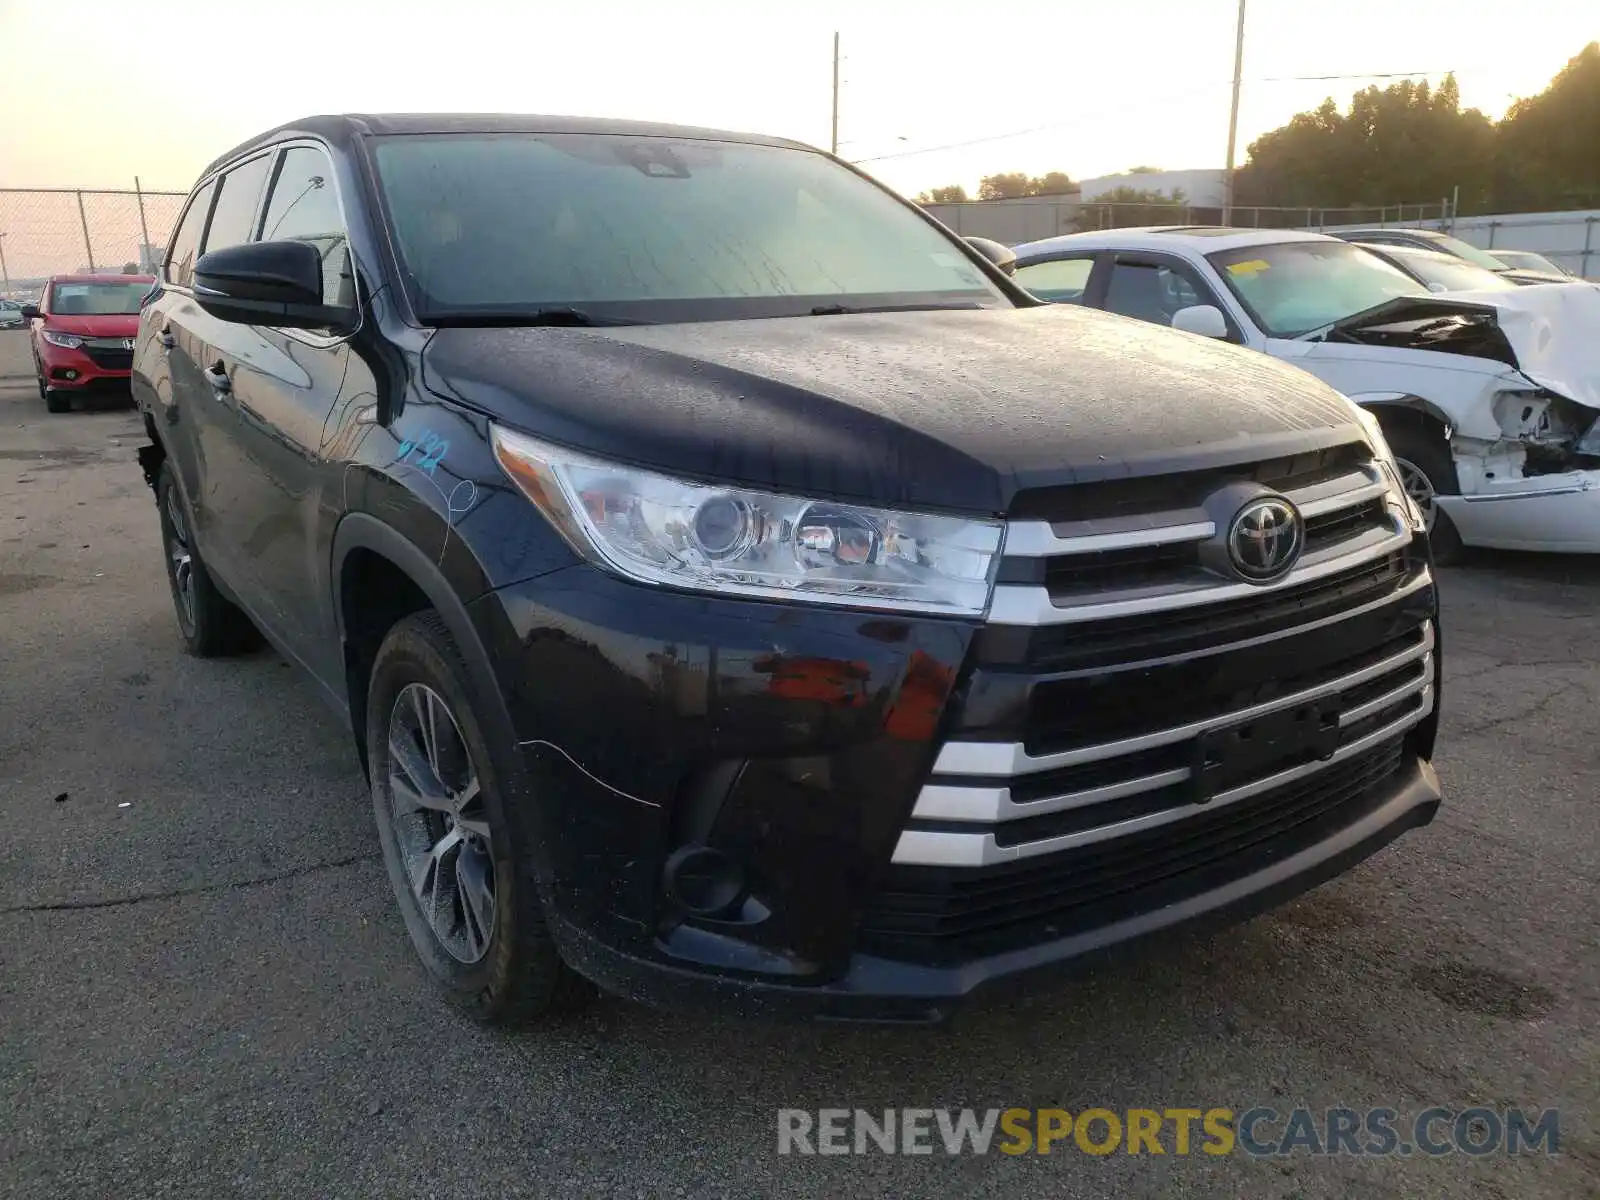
[1011,226,1600,559]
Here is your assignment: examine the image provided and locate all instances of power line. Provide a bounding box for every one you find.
[852,68,1454,164]
[1258,69,1454,81]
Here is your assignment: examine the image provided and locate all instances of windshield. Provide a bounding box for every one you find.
[47,281,150,316]
[1492,250,1567,275]
[1417,233,1507,272]
[1208,241,1423,337]
[1387,251,1517,293]
[371,133,1009,323]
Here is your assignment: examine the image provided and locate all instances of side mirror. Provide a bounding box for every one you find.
[20,305,39,321]
[964,236,1017,276]
[1171,304,1228,339]
[193,239,355,330]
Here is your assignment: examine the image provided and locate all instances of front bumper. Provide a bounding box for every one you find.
[1440,469,1600,552]
[36,338,134,389]
[471,542,1441,1021]
[555,758,1439,1022]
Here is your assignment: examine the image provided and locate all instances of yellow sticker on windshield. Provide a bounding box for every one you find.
[1227,259,1270,275]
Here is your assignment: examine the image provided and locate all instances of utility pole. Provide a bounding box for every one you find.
[1222,0,1247,225]
[830,32,840,155]
[0,233,9,294]
[134,176,153,272]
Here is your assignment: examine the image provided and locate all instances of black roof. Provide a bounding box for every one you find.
[200,113,814,181]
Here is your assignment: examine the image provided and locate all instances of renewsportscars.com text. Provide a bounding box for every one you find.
[776,1107,1561,1157]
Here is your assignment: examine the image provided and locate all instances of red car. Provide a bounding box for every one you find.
[24,273,155,413]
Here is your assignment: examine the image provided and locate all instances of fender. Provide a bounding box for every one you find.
[1349,392,1454,432]
[330,511,519,764]
[330,509,561,896]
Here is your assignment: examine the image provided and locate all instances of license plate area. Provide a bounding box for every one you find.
[1191,698,1341,803]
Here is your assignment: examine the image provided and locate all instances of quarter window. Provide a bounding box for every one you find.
[202,155,273,255]
[165,179,216,288]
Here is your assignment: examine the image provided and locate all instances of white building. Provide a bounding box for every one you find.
[1079,168,1226,206]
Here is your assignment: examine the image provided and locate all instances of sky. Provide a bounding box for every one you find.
[0,0,1591,199]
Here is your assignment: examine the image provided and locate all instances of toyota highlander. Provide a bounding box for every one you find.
[130,115,1442,1024]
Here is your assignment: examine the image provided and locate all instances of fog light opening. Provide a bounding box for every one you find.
[662,844,747,917]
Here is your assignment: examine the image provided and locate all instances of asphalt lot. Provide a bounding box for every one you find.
[0,327,1595,1199]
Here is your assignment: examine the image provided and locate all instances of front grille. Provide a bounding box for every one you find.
[981,550,1416,672]
[860,736,1409,964]
[1039,497,1394,599]
[80,344,132,370]
[860,432,1437,964]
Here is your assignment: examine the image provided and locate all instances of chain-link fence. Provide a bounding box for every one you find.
[1076,200,1453,232]
[0,187,188,299]
[922,197,1455,244]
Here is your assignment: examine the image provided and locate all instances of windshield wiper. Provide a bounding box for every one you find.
[425,307,644,328]
[806,301,986,316]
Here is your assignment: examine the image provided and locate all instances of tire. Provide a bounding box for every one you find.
[44,389,69,414]
[367,611,591,1024]
[1380,420,1465,565]
[155,463,263,655]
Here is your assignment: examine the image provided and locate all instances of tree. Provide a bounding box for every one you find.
[975,171,1078,200]
[914,184,970,204]
[1077,187,1188,230]
[121,261,140,274]
[978,172,1033,200]
[1124,165,1163,175]
[1234,74,1495,213]
[1030,171,1076,196]
[1493,43,1600,212]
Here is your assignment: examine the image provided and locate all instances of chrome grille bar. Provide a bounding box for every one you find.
[988,522,1409,626]
[932,620,1434,779]
[892,691,1433,867]
[1000,464,1386,559]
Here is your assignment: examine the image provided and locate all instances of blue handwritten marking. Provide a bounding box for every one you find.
[394,428,449,476]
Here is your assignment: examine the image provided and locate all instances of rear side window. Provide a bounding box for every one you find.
[259,145,351,306]
[165,179,216,288]
[202,154,273,255]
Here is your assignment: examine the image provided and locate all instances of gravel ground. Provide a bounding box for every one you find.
[0,329,1595,1198]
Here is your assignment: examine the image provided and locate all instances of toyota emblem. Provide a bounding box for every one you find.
[1227,496,1303,582]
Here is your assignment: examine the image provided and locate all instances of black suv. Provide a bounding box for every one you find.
[132,114,1442,1024]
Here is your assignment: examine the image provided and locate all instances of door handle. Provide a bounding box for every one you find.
[159,328,175,349]
[204,361,232,394]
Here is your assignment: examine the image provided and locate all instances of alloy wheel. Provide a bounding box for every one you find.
[385,683,497,964]
[165,486,196,631]
[1393,456,1437,533]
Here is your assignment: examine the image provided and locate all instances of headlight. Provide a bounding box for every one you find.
[40,329,84,349]
[1351,404,1424,530]
[491,425,1003,615]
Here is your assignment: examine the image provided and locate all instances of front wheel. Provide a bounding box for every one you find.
[367,611,591,1023]
[1382,422,1464,565]
[44,388,69,413]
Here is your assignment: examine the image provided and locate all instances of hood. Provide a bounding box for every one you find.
[1320,286,1600,410]
[422,305,1363,513]
[43,312,140,337]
